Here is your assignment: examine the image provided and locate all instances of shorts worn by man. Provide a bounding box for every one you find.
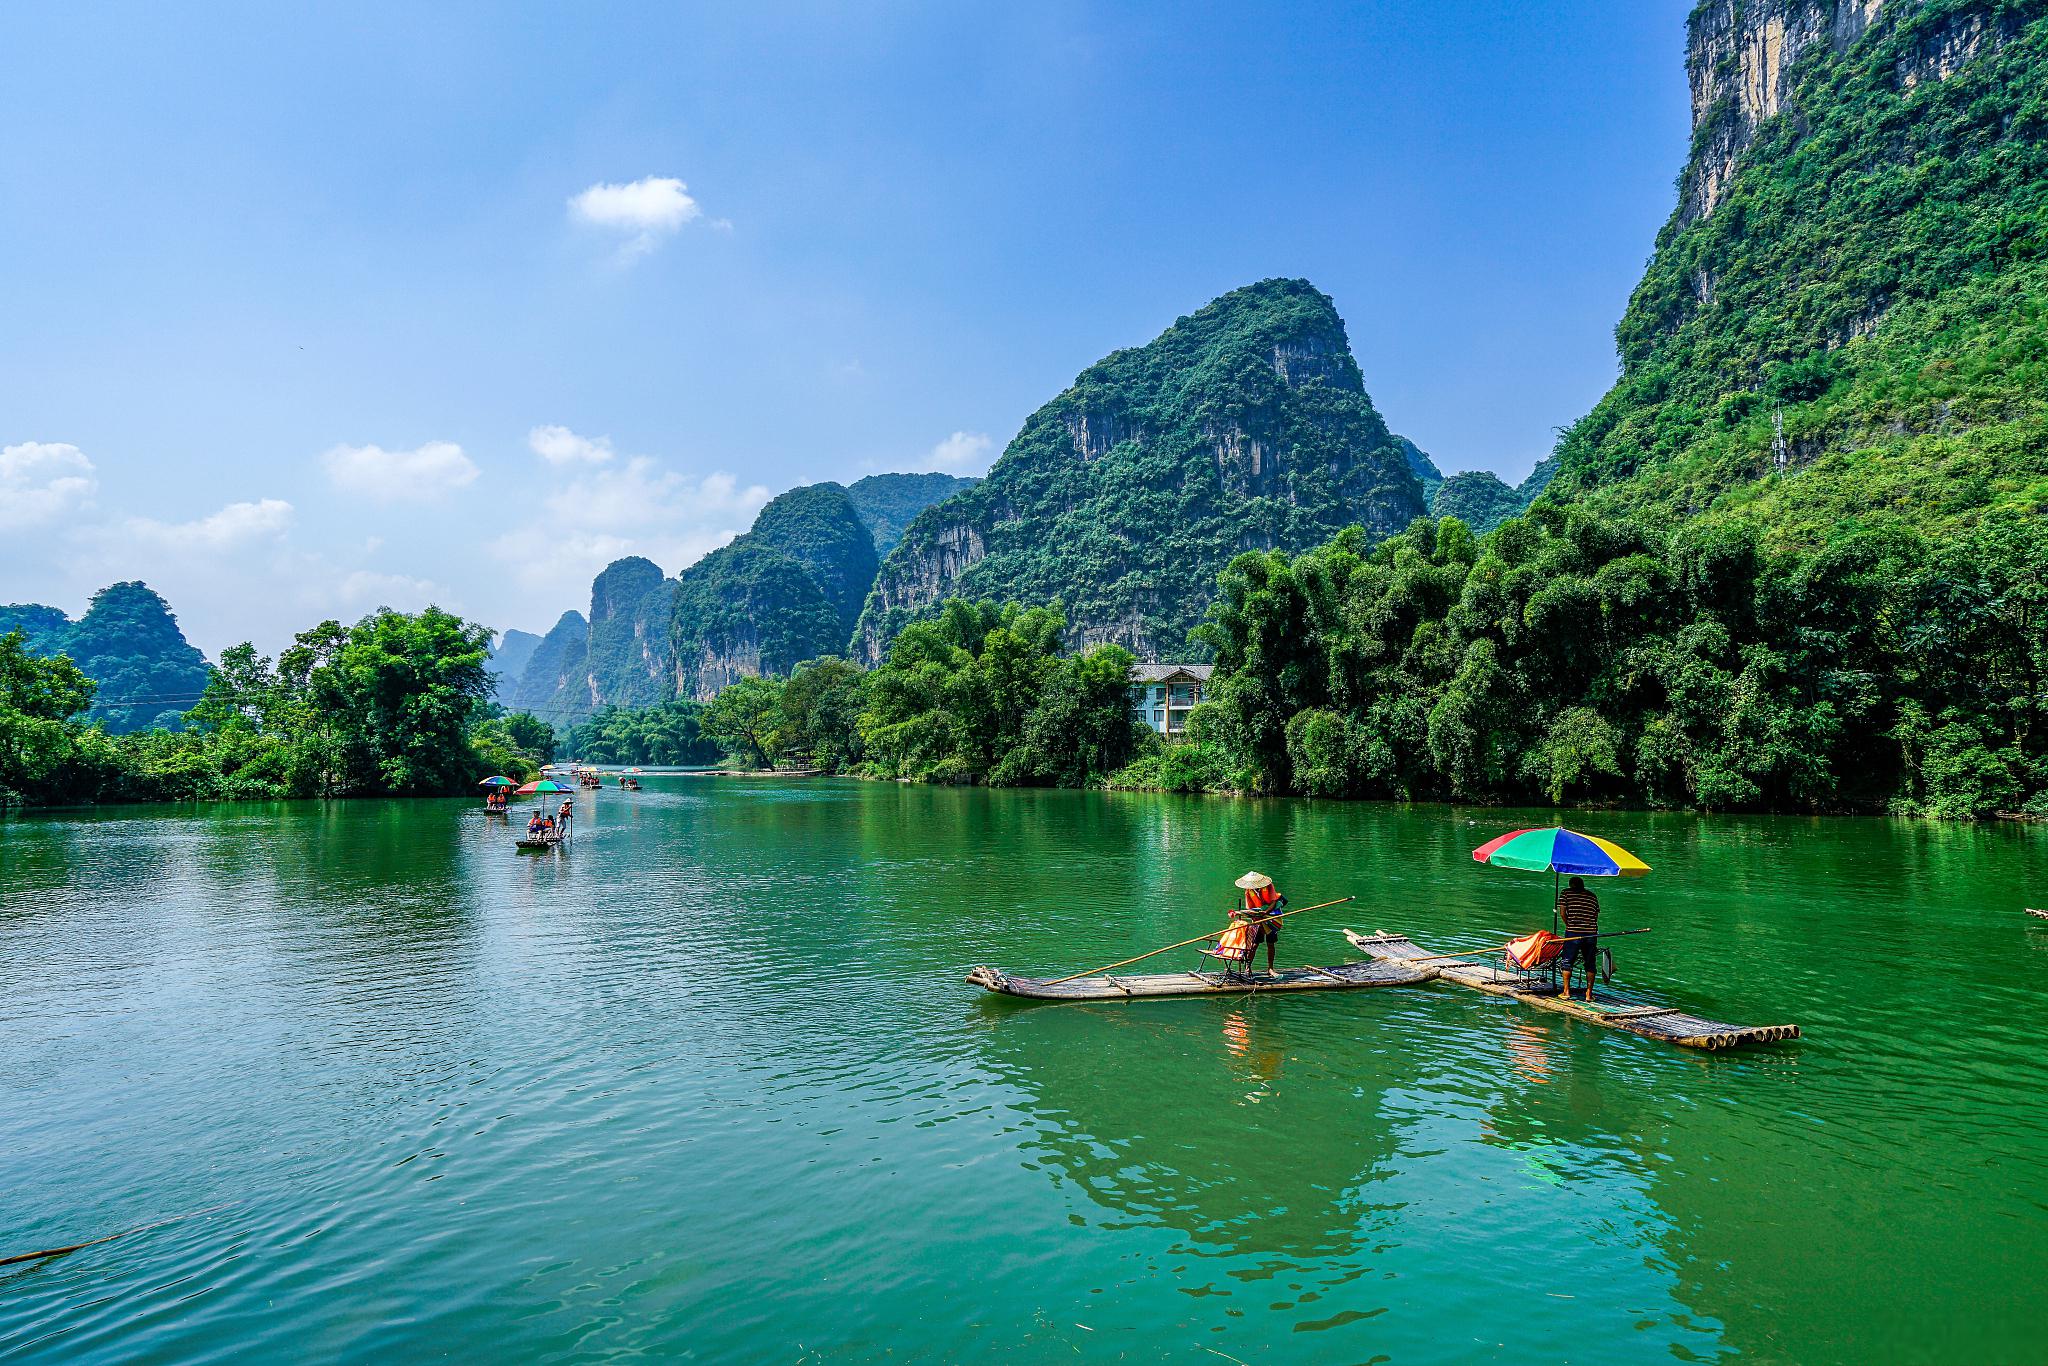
[1556,875,1600,1001]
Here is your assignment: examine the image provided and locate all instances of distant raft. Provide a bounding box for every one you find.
[2027,908,2048,921]
[515,836,564,852]
[967,957,1435,1002]
[1344,929,1799,1051]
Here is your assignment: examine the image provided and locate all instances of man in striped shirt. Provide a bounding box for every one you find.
[1556,876,1601,1001]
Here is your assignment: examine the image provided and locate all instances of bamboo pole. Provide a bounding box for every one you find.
[0,1204,235,1269]
[1400,926,1652,967]
[1042,897,1356,986]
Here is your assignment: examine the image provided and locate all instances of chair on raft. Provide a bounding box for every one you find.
[1197,936,1258,981]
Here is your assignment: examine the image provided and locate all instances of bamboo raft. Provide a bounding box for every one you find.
[967,957,1435,1002]
[1344,930,1799,1051]
[2026,908,2048,921]
[515,836,564,852]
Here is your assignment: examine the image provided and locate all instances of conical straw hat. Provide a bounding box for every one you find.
[1234,871,1273,890]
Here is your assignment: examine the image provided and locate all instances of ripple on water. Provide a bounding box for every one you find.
[2,789,2046,1363]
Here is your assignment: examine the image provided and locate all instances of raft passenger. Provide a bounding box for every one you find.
[1557,875,1601,1001]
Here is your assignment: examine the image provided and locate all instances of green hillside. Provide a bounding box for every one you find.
[669,483,875,700]
[1183,0,2048,818]
[0,604,72,656]
[846,473,978,555]
[1,583,212,733]
[746,483,880,635]
[1554,0,2048,539]
[854,279,1427,662]
[504,610,588,722]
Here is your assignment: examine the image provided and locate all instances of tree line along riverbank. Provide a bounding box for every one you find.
[17,498,2038,819]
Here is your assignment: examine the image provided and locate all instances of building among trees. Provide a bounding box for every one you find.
[1128,664,1212,738]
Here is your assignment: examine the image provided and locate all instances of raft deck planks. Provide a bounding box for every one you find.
[1344,929,1799,1051]
[967,957,1435,1002]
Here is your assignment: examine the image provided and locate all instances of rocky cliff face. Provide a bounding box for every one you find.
[1680,1,2021,222]
[853,279,1425,663]
[1553,0,2047,527]
[670,540,843,701]
[574,556,676,712]
[1683,1,1885,220]
[504,610,588,721]
[844,473,979,555]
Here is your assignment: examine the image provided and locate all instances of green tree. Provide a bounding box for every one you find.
[0,631,106,804]
[775,658,867,770]
[703,677,787,768]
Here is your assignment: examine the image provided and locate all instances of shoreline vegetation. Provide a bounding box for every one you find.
[1,608,556,808]
[16,500,2039,821]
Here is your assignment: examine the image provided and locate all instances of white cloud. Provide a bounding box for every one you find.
[323,440,479,500]
[491,448,770,593]
[0,441,98,528]
[125,498,294,553]
[925,430,995,472]
[568,176,707,259]
[543,457,768,532]
[336,569,441,609]
[528,424,615,466]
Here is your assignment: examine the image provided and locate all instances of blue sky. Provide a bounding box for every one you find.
[0,1,1692,656]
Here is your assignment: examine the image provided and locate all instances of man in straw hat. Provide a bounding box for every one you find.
[1232,871,1288,975]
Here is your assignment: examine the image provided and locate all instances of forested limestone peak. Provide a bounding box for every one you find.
[50,581,212,734]
[666,482,874,702]
[0,603,73,656]
[852,278,1426,662]
[845,473,978,555]
[484,627,543,696]
[589,557,666,624]
[505,609,589,721]
[746,483,880,636]
[1553,0,2046,536]
[515,469,977,718]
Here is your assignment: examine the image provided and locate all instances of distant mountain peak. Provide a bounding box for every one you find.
[853,278,1425,662]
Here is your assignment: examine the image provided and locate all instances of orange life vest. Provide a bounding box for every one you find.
[1243,884,1281,913]
[1505,929,1561,969]
[1216,920,1254,956]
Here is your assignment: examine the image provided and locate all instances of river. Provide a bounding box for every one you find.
[3,780,2044,1363]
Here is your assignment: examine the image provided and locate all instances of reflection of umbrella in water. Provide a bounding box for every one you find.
[1472,826,1650,968]
[516,779,573,794]
[478,776,514,787]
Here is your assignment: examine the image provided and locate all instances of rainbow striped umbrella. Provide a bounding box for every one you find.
[1472,827,1650,878]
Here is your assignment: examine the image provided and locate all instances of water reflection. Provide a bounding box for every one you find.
[3,783,2046,1364]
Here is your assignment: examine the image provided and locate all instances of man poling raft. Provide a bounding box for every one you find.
[1206,871,1289,977]
[965,891,1439,1002]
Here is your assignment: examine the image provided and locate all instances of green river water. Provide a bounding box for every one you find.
[3,779,2045,1364]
